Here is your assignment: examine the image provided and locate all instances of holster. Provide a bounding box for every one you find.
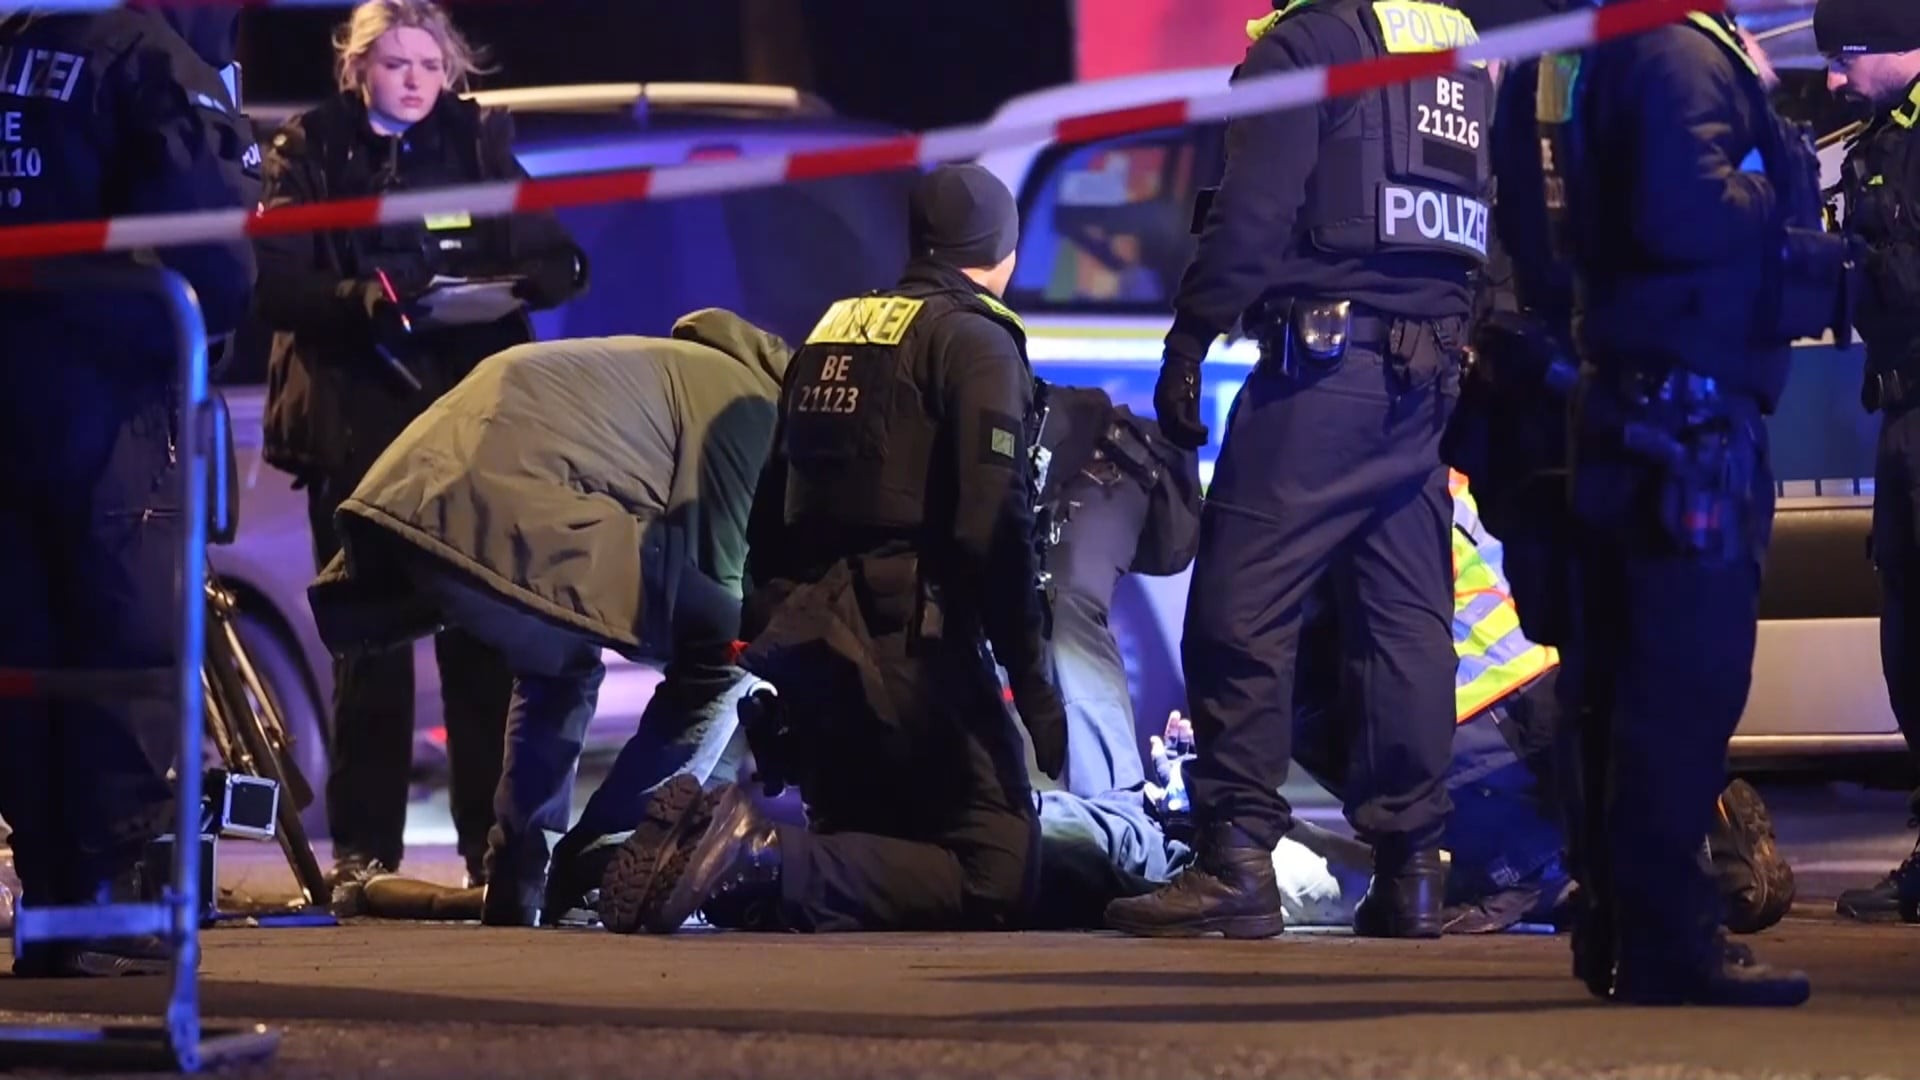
[1581,369,1757,565]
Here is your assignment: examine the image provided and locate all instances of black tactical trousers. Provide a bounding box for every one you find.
[1181,344,1459,854]
[0,369,181,904]
[761,572,1040,933]
[1873,404,1920,763]
[307,474,513,871]
[1557,409,1773,976]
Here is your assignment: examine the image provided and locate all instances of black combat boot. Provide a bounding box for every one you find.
[1103,823,1285,939]
[597,775,711,934]
[1834,790,1920,923]
[638,784,782,935]
[1353,844,1445,939]
[1612,927,1810,1008]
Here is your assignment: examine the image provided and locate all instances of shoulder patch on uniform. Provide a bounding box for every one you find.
[806,296,926,347]
[979,409,1023,468]
[1370,0,1478,55]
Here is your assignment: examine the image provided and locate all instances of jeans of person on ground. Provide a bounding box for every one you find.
[1556,402,1773,974]
[0,369,181,906]
[410,562,750,906]
[1182,342,1459,855]
[308,473,512,873]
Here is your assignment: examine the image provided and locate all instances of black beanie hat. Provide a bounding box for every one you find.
[908,163,1019,270]
[1815,0,1920,56]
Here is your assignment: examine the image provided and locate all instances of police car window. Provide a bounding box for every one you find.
[1006,127,1218,314]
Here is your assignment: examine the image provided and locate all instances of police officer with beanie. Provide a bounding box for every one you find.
[593,163,1068,936]
[1534,1,1850,1005]
[1817,0,1920,926]
[0,2,257,977]
[1108,0,1494,940]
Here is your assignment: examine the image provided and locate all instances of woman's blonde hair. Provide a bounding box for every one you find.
[332,0,495,94]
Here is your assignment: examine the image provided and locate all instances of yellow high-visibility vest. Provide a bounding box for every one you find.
[1449,470,1557,721]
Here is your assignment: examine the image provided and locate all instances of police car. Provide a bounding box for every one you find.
[211,83,918,830]
[979,36,1907,780]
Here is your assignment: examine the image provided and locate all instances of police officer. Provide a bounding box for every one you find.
[254,0,587,891]
[1816,0,1920,925]
[0,3,257,977]
[1107,0,1494,940]
[592,163,1069,936]
[1534,2,1848,1005]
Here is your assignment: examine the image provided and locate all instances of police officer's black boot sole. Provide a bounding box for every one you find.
[598,775,710,935]
[644,786,782,936]
[1102,823,1286,940]
[1353,848,1445,940]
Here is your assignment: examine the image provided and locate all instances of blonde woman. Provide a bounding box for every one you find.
[253,0,587,908]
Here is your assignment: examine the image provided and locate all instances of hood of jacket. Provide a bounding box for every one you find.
[670,308,792,394]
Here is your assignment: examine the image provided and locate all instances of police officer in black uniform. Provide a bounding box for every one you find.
[1107,0,1494,940]
[1534,2,1849,1005]
[1816,0,1920,925]
[593,164,1069,936]
[0,3,257,978]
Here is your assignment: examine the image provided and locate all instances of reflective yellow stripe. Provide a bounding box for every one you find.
[1457,639,1556,719]
[1247,0,1314,40]
[1894,81,1920,129]
[978,293,1027,333]
[1684,12,1760,79]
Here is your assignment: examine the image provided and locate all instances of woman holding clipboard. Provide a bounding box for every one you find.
[253,0,587,901]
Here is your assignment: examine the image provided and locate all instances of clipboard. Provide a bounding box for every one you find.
[413,274,527,328]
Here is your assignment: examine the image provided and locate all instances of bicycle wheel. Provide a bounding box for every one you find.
[206,608,333,908]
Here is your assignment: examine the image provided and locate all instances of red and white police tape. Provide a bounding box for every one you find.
[0,0,1740,263]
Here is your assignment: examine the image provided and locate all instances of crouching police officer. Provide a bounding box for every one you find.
[1108,0,1493,940]
[1816,0,1920,925]
[0,3,257,977]
[1536,3,1850,1005]
[594,164,1069,935]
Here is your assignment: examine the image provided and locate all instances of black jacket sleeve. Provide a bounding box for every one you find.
[252,121,374,338]
[937,313,1049,681]
[1163,12,1361,365]
[115,34,256,337]
[479,108,588,309]
[1620,30,1776,269]
[1126,411,1203,577]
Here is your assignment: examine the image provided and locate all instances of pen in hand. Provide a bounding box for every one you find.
[375,267,413,334]
[372,268,423,393]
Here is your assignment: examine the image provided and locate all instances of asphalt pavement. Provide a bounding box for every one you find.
[1,781,1916,1080]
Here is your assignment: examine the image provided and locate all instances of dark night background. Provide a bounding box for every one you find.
[236,0,1079,130]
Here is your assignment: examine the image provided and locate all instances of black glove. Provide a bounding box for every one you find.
[1009,670,1067,780]
[1153,353,1208,450]
[511,249,585,309]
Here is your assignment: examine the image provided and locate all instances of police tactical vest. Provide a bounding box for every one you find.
[1842,78,1920,355]
[781,285,1031,538]
[1262,0,1493,267]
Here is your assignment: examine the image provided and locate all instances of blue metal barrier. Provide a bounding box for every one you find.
[0,263,279,1073]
